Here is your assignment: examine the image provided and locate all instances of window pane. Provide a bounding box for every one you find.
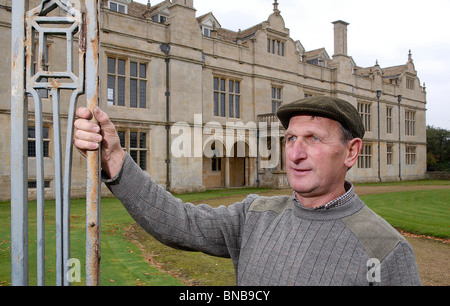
[229,80,234,92]
[214,92,219,116]
[118,59,125,75]
[28,127,35,138]
[43,127,49,139]
[118,4,125,13]
[107,75,115,104]
[212,157,217,171]
[139,63,146,78]
[139,80,147,108]
[130,132,137,148]
[139,151,147,170]
[130,150,138,164]
[130,61,137,77]
[235,82,240,94]
[140,133,147,149]
[107,57,115,73]
[118,77,125,106]
[235,96,240,118]
[130,79,137,108]
[109,2,117,11]
[220,93,226,117]
[229,95,234,118]
[28,140,36,157]
[43,141,49,157]
[118,131,126,148]
[220,79,225,91]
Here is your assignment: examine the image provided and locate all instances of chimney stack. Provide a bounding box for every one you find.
[172,0,194,8]
[332,20,349,56]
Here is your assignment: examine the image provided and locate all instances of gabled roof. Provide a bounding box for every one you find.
[197,11,264,44]
[355,64,406,78]
[303,48,330,61]
[127,1,148,17]
[196,12,221,28]
[121,0,171,19]
[214,23,264,43]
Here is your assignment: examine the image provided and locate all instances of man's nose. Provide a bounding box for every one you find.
[287,139,307,163]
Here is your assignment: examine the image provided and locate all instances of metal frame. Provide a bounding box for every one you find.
[11,0,101,286]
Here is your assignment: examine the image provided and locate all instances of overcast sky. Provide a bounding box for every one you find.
[135,0,450,129]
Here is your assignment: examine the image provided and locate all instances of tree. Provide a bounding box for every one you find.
[426,125,450,171]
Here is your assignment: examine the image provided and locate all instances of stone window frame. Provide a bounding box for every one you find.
[107,55,148,109]
[213,76,241,119]
[358,143,372,169]
[117,129,148,171]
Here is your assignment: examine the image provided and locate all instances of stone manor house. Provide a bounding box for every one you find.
[0,0,427,200]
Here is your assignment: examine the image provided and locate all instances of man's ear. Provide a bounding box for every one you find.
[344,138,363,169]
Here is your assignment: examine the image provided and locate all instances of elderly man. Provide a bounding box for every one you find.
[74,96,421,286]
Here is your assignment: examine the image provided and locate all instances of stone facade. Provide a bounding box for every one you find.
[0,0,427,200]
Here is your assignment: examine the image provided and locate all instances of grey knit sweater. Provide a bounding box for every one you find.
[105,154,421,286]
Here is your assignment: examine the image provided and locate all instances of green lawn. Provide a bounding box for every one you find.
[0,197,185,286]
[361,189,450,239]
[1,181,448,286]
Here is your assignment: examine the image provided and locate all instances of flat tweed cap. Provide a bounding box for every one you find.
[276,96,365,139]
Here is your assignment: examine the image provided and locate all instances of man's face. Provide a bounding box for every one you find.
[285,115,352,207]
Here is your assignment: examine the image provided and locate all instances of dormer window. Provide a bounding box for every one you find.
[303,48,330,67]
[198,13,220,38]
[108,1,127,14]
[202,26,213,37]
[306,58,327,67]
[152,14,168,23]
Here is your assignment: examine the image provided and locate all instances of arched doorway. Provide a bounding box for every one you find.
[203,140,252,188]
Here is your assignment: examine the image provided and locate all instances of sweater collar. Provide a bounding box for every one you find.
[293,181,354,211]
[292,182,364,221]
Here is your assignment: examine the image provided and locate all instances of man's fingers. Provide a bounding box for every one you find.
[74,117,100,133]
[75,107,93,120]
[92,106,115,131]
[74,107,102,153]
[73,138,99,151]
[76,107,115,135]
[75,129,102,143]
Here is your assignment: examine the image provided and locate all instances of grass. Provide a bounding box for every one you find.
[0,180,448,286]
[361,189,450,239]
[0,197,185,286]
[355,179,450,187]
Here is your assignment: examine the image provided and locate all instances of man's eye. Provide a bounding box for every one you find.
[288,136,297,142]
[312,136,320,141]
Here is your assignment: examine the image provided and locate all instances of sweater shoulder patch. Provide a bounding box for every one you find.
[248,195,293,215]
[342,205,406,262]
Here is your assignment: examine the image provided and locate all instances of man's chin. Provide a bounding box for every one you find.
[288,181,316,197]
